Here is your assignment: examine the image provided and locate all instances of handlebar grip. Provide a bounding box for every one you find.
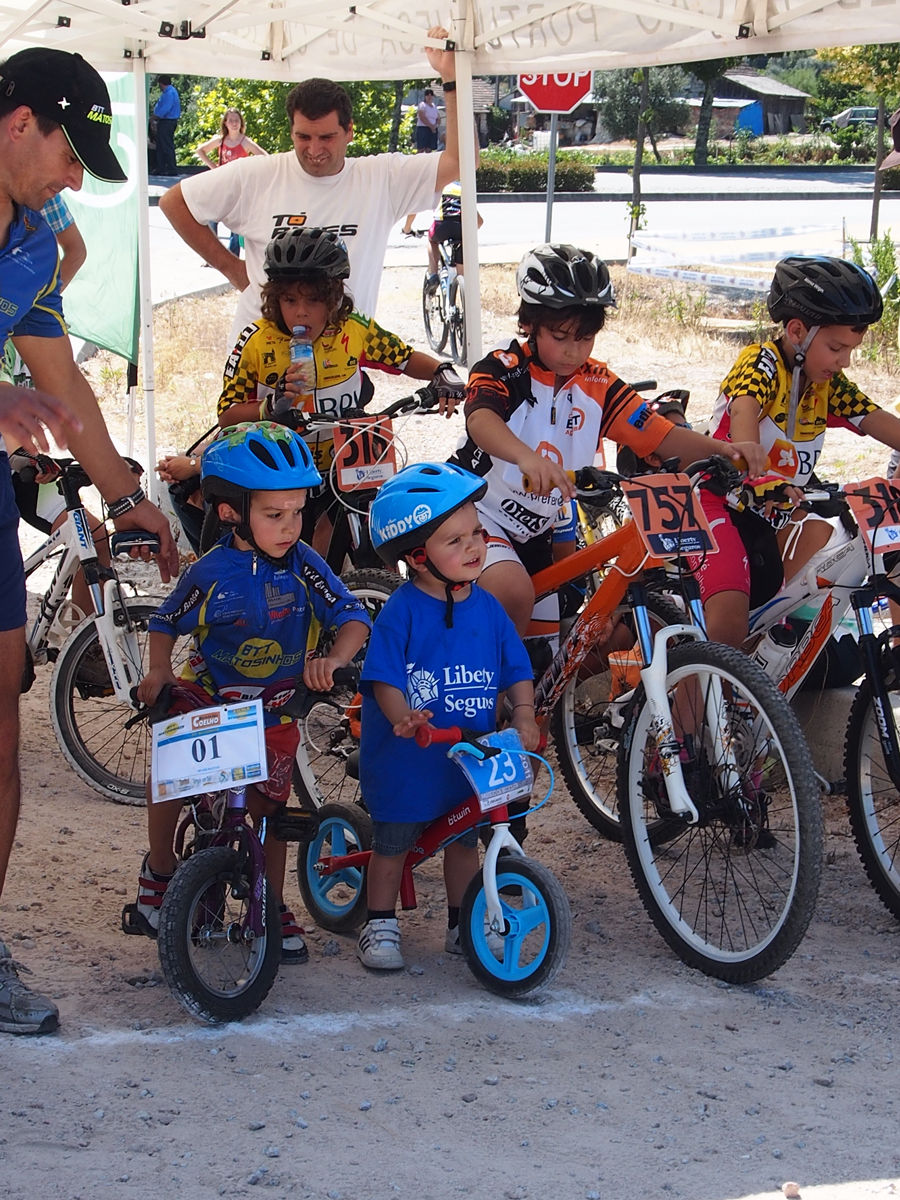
[629,380,658,393]
[522,469,575,495]
[415,725,462,747]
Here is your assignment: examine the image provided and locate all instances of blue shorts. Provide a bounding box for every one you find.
[373,818,479,858]
[0,460,26,632]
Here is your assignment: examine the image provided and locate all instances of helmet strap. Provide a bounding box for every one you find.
[222,494,292,568]
[785,323,819,442]
[410,546,467,628]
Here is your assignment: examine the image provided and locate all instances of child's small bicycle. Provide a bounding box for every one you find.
[124,681,340,1024]
[296,727,572,998]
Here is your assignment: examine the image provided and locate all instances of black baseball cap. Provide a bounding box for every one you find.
[0,48,126,183]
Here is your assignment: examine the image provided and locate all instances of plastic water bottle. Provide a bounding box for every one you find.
[288,324,315,409]
[751,623,798,683]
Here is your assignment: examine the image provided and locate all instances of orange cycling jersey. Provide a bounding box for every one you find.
[453,336,674,541]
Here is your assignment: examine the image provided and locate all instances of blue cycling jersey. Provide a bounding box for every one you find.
[149,536,370,722]
[0,205,65,343]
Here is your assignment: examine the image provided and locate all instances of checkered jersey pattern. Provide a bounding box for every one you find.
[358,314,412,371]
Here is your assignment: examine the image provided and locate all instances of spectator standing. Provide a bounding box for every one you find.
[415,88,439,152]
[401,88,441,237]
[196,108,268,256]
[153,74,181,175]
[0,47,178,1036]
[40,194,86,290]
[160,26,460,343]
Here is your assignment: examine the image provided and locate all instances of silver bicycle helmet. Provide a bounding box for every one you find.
[516,244,616,309]
[264,227,351,280]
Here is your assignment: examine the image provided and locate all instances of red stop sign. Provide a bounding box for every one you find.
[517,72,593,115]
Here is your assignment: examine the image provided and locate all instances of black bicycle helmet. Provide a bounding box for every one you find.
[516,244,616,309]
[264,227,351,281]
[767,256,883,327]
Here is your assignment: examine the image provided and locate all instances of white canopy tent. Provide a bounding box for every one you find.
[2,0,899,480]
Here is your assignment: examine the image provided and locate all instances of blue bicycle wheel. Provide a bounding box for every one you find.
[459,856,571,997]
[296,802,372,933]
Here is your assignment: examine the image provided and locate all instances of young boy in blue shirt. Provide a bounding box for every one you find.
[357,463,539,970]
[129,423,371,962]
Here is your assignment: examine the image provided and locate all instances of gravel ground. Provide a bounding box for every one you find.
[3,268,899,1200]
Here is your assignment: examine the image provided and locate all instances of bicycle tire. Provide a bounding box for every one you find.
[448,275,466,366]
[296,802,373,933]
[422,273,448,354]
[618,641,821,982]
[292,568,401,811]
[157,846,281,1024]
[845,679,900,921]
[50,601,183,805]
[459,856,571,998]
[551,594,687,841]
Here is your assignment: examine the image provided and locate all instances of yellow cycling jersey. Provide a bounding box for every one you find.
[710,339,880,484]
[219,312,413,468]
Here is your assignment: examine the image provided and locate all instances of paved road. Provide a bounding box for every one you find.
[147,170,896,309]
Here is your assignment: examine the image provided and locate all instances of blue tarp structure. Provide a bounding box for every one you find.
[736,100,764,136]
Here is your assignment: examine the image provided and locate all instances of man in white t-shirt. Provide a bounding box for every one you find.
[161,27,459,340]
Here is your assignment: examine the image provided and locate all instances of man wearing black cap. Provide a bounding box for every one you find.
[0,47,178,1035]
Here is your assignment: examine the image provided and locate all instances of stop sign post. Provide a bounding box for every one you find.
[516,73,593,241]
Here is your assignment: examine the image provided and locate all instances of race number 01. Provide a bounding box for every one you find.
[191,734,221,763]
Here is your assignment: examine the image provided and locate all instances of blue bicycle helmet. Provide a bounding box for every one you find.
[200,423,322,562]
[370,462,486,565]
[201,422,322,498]
[371,462,487,627]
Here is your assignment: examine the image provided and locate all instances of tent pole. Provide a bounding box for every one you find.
[454,49,481,368]
[132,54,158,502]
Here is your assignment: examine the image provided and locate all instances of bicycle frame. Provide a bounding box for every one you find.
[313,795,525,935]
[528,510,718,823]
[23,488,145,701]
[174,787,269,939]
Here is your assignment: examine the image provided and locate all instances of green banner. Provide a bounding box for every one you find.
[63,72,139,364]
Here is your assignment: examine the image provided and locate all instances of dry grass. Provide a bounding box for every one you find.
[81,266,900,482]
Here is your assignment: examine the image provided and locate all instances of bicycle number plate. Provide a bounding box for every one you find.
[150,700,268,804]
[621,473,718,558]
[332,417,397,492]
[843,478,900,554]
[450,728,534,814]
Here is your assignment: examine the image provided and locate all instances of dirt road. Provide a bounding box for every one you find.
[3,269,899,1199]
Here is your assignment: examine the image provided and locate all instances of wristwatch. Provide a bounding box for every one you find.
[442,80,456,93]
[107,486,146,519]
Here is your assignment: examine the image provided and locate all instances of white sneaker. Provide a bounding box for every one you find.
[357,919,404,970]
[444,924,506,959]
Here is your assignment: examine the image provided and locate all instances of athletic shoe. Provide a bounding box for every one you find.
[0,941,59,1035]
[356,918,404,970]
[128,853,173,938]
[444,924,505,959]
[279,906,309,965]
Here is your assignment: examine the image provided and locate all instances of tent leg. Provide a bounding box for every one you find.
[132,57,158,501]
[453,48,481,369]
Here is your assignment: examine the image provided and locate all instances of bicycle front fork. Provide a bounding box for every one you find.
[853,587,900,792]
[481,823,525,933]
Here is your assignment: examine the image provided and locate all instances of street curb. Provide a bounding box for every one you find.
[474,190,875,204]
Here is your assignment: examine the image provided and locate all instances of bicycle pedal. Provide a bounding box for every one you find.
[121,903,154,938]
[270,807,321,843]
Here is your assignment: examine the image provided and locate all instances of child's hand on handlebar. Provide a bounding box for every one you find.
[519,452,576,500]
[713,439,769,478]
[137,665,178,707]
[303,655,344,692]
[393,708,434,739]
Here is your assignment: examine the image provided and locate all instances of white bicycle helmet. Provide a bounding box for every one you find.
[516,244,616,309]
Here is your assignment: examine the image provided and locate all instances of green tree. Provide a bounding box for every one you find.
[177,76,425,163]
[691,58,740,167]
[593,67,688,144]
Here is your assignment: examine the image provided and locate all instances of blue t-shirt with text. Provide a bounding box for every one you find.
[360,581,533,824]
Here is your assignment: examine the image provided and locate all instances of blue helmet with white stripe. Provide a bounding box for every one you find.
[370,462,486,564]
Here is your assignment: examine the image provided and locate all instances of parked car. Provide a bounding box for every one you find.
[821,106,878,131]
